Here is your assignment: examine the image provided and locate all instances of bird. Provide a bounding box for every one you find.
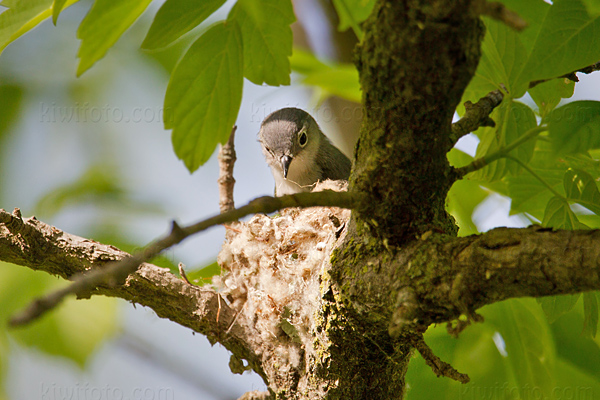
[258,107,351,196]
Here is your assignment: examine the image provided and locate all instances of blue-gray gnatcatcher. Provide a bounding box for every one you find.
[258,107,351,196]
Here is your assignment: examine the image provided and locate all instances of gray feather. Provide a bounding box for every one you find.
[258,107,351,195]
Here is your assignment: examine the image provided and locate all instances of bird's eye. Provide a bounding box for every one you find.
[299,131,308,147]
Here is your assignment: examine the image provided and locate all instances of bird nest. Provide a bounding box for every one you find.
[215,181,350,367]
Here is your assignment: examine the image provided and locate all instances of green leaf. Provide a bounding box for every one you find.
[564,168,600,214]
[77,0,152,76]
[496,0,550,52]
[228,0,294,86]
[538,294,581,323]
[547,101,600,154]
[506,144,567,219]
[446,147,473,168]
[462,0,550,106]
[446,179,488,236]
[289,47,328,75]
[331,0,375,37]
[554,358,600,397]
[0,84,22,138]
[485,298,557,398]
[476,18,529,96]
[0,263,117,366]
[471,100,537,181]
[0,0,78,52]
[185,261,220,286]
[141,0,225,50]
[582,0,600,14]
[290,48,361,103]
[551,303,600,379]
[583,292,599,338]
[302,64,361,103]
[165,21,243,172]
[542,196,589,229]
[51,0,73,24]
[518,0,600,88]
[528,78,575,118]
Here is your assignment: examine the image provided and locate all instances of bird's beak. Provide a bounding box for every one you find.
[281,155,292,178]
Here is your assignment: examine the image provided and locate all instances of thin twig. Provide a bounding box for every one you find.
[9,190,364,326]
[218,126,237,214]
[451,90,504,143]
[473,0,527,31]
[411,334,470,383]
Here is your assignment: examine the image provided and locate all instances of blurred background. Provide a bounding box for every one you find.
[1,0,599,399]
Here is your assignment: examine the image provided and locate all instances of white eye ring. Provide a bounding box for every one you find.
[299,131,308,147]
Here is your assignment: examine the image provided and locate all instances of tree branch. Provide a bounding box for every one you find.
[450,89,504,143]
[389,226,600,332]
[5,190,363,326]
[0,207,267,379]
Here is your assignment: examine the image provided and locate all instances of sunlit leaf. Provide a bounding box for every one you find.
[51,0,76,24]
[141,0,225,50]
[290,48,361,103]
[538,294,580,323]
[507,143,567,218]
[77,0,152,75]
[0,0,77,52]
[551,304,600,379]
[582,0,600,15]
[518,0,600,89]
[542,196,589,229]
[547,101,600,154]
[529,78,575,118]
[476,18,529,96]
[485,298,557,399]
[564,168,600,214]
[165,21,243,172]
[446,179,488,236]
[496,0,550,52]
[228,0,294,86]
[583,292,599,338]
[471,100,537,181]
[331,0,375,37]
[302,64,360,103]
